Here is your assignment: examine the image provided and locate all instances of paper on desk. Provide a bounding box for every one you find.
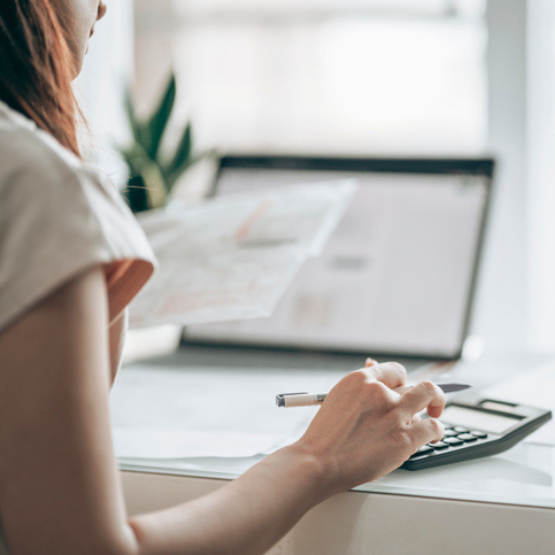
[128,181,356,328]
[110,363,345,460]
[112,429,286,459]
[480,359,555,445]
[210,181,357,257]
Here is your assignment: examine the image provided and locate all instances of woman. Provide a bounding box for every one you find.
[0,1,446,553]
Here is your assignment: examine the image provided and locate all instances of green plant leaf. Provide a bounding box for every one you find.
[165,148,219,192]
[163,122,192,188]
[121,142,150,177]
[123,91,152,153]
[123,90,140,141]
[147,73,177,160]
[139,159,168,210]
[123,90,141,141]
[121,142,168,211]
[124,174,150,213]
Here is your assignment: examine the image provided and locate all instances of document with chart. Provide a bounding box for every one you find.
[128,181,356,328]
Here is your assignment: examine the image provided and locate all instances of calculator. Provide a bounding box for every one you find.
[401,396,552,471]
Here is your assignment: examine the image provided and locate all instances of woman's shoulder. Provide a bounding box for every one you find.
[0,100,90,198]
[0,98,155,266]
[0,100,138,234]
[0,101,157,333]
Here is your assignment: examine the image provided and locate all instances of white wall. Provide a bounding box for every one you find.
[527,0,555,352]
[75,0,134,188]
[474,0,555,355]
[471,0,528,353]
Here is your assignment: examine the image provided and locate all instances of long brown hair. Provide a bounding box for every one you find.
[0,0,80,156]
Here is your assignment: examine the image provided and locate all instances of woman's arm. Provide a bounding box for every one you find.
[0,266,444,555]
[130,375,444,555]
[108,309,127,386]
[0,267,135,554]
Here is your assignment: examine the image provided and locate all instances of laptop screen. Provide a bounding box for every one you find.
[185,156,493,359]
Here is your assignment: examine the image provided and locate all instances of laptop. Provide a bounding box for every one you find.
[181,155,494,371]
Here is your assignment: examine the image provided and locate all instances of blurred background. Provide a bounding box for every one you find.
[77,0,555,358]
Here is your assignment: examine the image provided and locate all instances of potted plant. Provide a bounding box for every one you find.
[120,72,214,213]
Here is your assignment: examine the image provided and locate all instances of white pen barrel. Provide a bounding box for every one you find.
[277,383,469,408]
[284,393,324,407]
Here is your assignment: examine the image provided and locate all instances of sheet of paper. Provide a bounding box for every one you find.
[128,181,356,329]
[110,363,346,460]
[112,429,285,459]
[209,180,358,257]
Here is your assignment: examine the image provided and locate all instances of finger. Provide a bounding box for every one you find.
[365,362,407,390]
[410,417,445,446]
[365,358,378,367]
[398,380,446,418]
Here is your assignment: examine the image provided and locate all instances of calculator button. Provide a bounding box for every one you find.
[409,446,434,458]
[443,429,458,437]
[429,441,449,450]
[443,437,464,446]
[471,431,488,439]
[458,433,478,442]
[453,426,469,433]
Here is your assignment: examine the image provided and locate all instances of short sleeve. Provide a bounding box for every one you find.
[0,123,157,334]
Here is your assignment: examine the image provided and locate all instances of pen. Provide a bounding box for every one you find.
[276,383,472,408]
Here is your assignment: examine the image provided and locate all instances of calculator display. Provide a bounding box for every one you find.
[441,406,521,434]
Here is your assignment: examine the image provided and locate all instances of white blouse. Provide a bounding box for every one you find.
[0,100,157,554]
[0,100,157,333]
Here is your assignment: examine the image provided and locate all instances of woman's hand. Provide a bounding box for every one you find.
[293,360,445,495]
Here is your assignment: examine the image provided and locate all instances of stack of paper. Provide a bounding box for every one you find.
[111,364,346,461]
[128,181,356,328]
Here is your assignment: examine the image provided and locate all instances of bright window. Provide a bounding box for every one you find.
[134,0,487,155]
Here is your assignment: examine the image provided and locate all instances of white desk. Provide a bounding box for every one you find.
[115,348,555,554]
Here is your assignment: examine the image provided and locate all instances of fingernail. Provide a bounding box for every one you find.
[365,358,377,366]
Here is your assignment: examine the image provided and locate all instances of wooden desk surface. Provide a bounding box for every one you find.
[121,470,555,555]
